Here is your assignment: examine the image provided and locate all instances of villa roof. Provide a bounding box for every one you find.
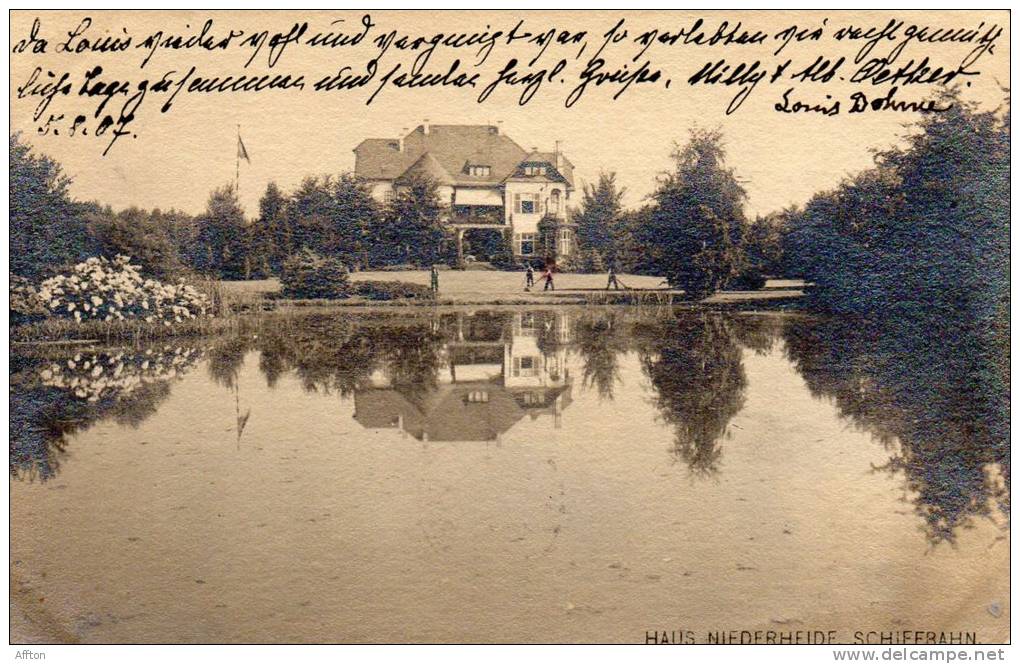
[354,125,573,188]
[352,381,572,442]
[394,152,455,185]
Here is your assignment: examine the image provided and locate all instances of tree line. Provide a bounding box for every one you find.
[571,88,1008,309]
[11,86,1009,308]
[11,136,453,282]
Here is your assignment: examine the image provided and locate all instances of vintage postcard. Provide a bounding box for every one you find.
[7,7,1010,656]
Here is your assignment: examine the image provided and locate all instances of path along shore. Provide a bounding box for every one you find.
[221,272,806,308]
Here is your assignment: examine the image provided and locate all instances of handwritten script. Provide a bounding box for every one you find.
[11,13,1004,154]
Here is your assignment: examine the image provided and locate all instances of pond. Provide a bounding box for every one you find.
[9,307,1009,643]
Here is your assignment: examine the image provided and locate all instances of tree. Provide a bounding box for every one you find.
[643,128,747,299]
[10,133,93,279]
[574,171,625,266]
[379,174,450,267]
[195,185,248,278]
[87,205,183,279]
[285,174,378,268]
[731,212,787,289]
[251,181,289,274]
[783,87,1009,320]
[614,204,656,275]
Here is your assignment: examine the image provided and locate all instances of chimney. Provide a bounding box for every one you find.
[555,141,563,171]
[399,127,408,152]
[423,118,430,135]
[496,120,503,134]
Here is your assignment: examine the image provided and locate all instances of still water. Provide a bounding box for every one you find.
[10,307,1009,643]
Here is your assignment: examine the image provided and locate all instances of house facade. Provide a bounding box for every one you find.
[353,122,576,264]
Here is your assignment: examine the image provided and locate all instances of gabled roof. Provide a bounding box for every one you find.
[353,383,526,442]
[503,151,575,188]
[394,152,454,185]
[354,125,572,188]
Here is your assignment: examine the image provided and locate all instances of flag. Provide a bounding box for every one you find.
[237,135,251,164]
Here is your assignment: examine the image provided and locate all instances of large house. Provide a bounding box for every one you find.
[353,122,576,263]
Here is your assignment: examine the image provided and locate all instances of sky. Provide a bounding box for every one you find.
[9,9,1010,218]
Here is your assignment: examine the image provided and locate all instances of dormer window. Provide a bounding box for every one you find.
[468,165,491,178]
[524,164,547,176]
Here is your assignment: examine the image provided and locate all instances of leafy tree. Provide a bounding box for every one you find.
[643,128,747,299]
[731,212,787,289]
[195,185,248,278]
[614,204,656,275]
[784,88,1009,320]
[286,174,378,268]
[379,174,450,267]
[251,181,289,274]
[574,171,625,266]
[87,205,183,279]
[10,133,93,278]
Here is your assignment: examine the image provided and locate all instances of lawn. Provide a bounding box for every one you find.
[219,271,804,305]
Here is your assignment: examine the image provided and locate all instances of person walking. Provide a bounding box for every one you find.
[606,266,620,290]
[542,266,555,292]
[525,264,535,289]
[430,265,440,295]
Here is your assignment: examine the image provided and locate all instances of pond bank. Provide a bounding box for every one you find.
[10,274,806,343]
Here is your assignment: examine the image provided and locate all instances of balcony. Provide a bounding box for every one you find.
[449,205,505,227]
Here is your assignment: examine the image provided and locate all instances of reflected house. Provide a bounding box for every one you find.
[353,312,573,442]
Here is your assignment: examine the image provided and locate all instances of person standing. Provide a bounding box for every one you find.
[430,265,439,295]
[525,264,535,289]
[542,266,555,291]
[606,266,620,290]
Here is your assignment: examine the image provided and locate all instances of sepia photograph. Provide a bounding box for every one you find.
[6,7,1011,657]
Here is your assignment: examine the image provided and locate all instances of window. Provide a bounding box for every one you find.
[468,165,491,178]
[513,356,538,378]
[515,233,536,256]
[524,164,547,176]
[466,390,489,403]
[558,227,572,255]
[514,193,540,215]
[549,189,561,213]
[383,189,395,204]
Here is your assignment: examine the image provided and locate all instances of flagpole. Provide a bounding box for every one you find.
[235,124,241,197]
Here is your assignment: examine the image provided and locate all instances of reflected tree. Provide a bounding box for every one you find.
[573,311,628,400]
[254,313,444,402]
[784,313,1009,544]
[635,314,747,475]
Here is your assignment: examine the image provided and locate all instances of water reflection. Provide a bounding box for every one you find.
[9,308,1008,542]
[633,314,747,475]
[10,345,204,480]
[782,313,1009,543]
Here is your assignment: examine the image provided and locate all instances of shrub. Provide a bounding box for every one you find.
[10,274,48,325]
[351,280,433,301]
[37,255,210,325]
[728,269,767,290]
[281,249,351,299]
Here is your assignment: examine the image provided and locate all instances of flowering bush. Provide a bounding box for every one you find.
[37,255,210,325]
